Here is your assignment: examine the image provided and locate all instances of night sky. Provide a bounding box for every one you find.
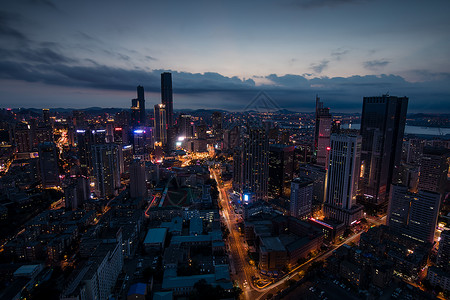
[1,0,449,112]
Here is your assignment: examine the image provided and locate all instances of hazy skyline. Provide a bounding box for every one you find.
[0,0,449,112]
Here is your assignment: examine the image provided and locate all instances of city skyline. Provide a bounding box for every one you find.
[1,0,450,112]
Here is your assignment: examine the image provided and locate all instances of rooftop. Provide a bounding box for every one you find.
[144,228,167,245]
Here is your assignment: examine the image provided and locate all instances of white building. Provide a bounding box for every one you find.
[324,134,363,226]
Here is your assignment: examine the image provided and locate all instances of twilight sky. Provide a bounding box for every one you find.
[0,0,449,112]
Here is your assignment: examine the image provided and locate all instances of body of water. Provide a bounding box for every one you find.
[342,124,450,136]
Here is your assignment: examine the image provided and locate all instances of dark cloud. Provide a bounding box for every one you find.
[363,59,390,70]
[0,46,76,64]
[406,69,450,81]
[310,60,329,73]
[0,40,448,112]
[331,49,349,60]
[28,0,58,10]
[292,0,366,9]
[0,11,29,43]
[145,56,157,61]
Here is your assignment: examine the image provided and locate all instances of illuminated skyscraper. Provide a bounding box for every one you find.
[42,109,50,126]
[161,72,173,128]
[418,146,450,194]
[177,114,194,138]
[211,111,223,137]
[387,184,440,244]
[91,144,120,198]
[290,177,313,220]
[233,126,269,203]
[154,104,167,145]
[324,134,363,225]
[131,85,146,127]
[359,95,408,208]
[314,96,332,167]
[268,144,295,199]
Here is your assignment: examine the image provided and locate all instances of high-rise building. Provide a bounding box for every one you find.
[387,184,441,244]
[177,114,194,139]
[233,126,269,203]
[76,129,92,175]
[406,138,424,165]
[129,159,147,198]
[359,95,408,208]
[418,146,450,194]
[314,96,332,167]
[42,109,50,126]
[161,72,173,128]
[92,129,107,144]
[290,177,313,220]
[154,104,167,145]
[132,128,149,158]
[131,85,146,127]
[119,145,133,175]
[64,176,89,210]
[324,134,364,226]
[15,123,32,153]
[91,144,120,198]
[268,144,295,199]
[212,111,223,137]
[298,164,327,207]
[437,230,450,271]
[196,124,208,140]
[223,126,240,151]
[38,142,59,188]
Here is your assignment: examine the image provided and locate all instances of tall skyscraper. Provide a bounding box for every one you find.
[38,142,60,188]
[154,104,167,145]
[233,126,269,203]
[359,95,408,208]
[290,177,313,220]
[76,129,92,176]
[91,144,120,198]
[177,114,195,138]
[223,126,240,151]
[268,144,295,199]
[324,134,363,226]
[42,109,50,126]
[387,184,441,244]
[131,85,146,127]
[211,111,223,137]
[129,159,147,198]
[314,96,332,167]
[15,122,32,153]
[161,72,173,128]
[418,146,450,194]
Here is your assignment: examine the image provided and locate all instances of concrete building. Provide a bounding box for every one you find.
[144,228,167,252]
[91,143,121,198]
[129,159,147,198]
[290,177,313,220]
[324,134,364,226]
[233,126,269,203]
[38,142,59,188]
[387,184,441,244]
